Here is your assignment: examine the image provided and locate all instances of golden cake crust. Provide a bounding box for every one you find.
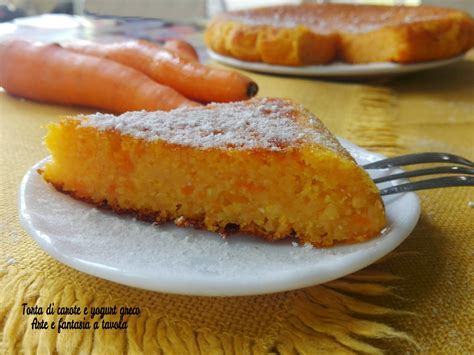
[205,4,474,65]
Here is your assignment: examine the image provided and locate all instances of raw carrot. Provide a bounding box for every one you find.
[0,40,198,113]
[61,39,259,104]
[163,39,199,62]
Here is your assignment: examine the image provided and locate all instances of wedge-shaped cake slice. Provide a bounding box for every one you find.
[41,98,385,247]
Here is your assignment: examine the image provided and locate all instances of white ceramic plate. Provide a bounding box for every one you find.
[208,50,464,78]
[19,139,420,296]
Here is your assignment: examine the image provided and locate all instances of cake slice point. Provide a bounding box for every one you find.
[41,98,386,247]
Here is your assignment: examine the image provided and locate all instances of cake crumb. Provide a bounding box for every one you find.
[291,241,299,247]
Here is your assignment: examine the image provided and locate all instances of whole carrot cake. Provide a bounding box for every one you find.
[205,3,474,65]
[41,98,386,247]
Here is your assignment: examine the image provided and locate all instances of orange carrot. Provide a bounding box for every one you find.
[163,39,199,62]
[62,40,259,104]
[0,40,199,113]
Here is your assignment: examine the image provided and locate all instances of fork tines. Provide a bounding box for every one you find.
[362,152,474,196]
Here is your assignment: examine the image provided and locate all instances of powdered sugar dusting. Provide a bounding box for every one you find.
[78,98,344,154]
[220,4,464,33]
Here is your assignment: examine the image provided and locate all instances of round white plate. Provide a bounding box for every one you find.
[208,50,464,78]
[19,139,420,296]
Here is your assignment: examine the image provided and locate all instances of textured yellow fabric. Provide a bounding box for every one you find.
[1,51,473,354]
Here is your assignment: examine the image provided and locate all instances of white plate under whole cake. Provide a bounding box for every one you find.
[208,50,464,78]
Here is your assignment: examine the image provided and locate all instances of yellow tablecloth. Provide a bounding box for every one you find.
[1,53,473,354]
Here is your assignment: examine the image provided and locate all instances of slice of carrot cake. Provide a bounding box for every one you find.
[41,98,386,247]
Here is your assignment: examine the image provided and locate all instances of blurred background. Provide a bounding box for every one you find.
[0,0,472,60]
[1,0,473,22]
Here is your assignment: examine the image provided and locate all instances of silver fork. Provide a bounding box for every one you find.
[362,152,474,196]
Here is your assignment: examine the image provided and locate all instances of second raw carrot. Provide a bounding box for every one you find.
[62,40,259,104]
